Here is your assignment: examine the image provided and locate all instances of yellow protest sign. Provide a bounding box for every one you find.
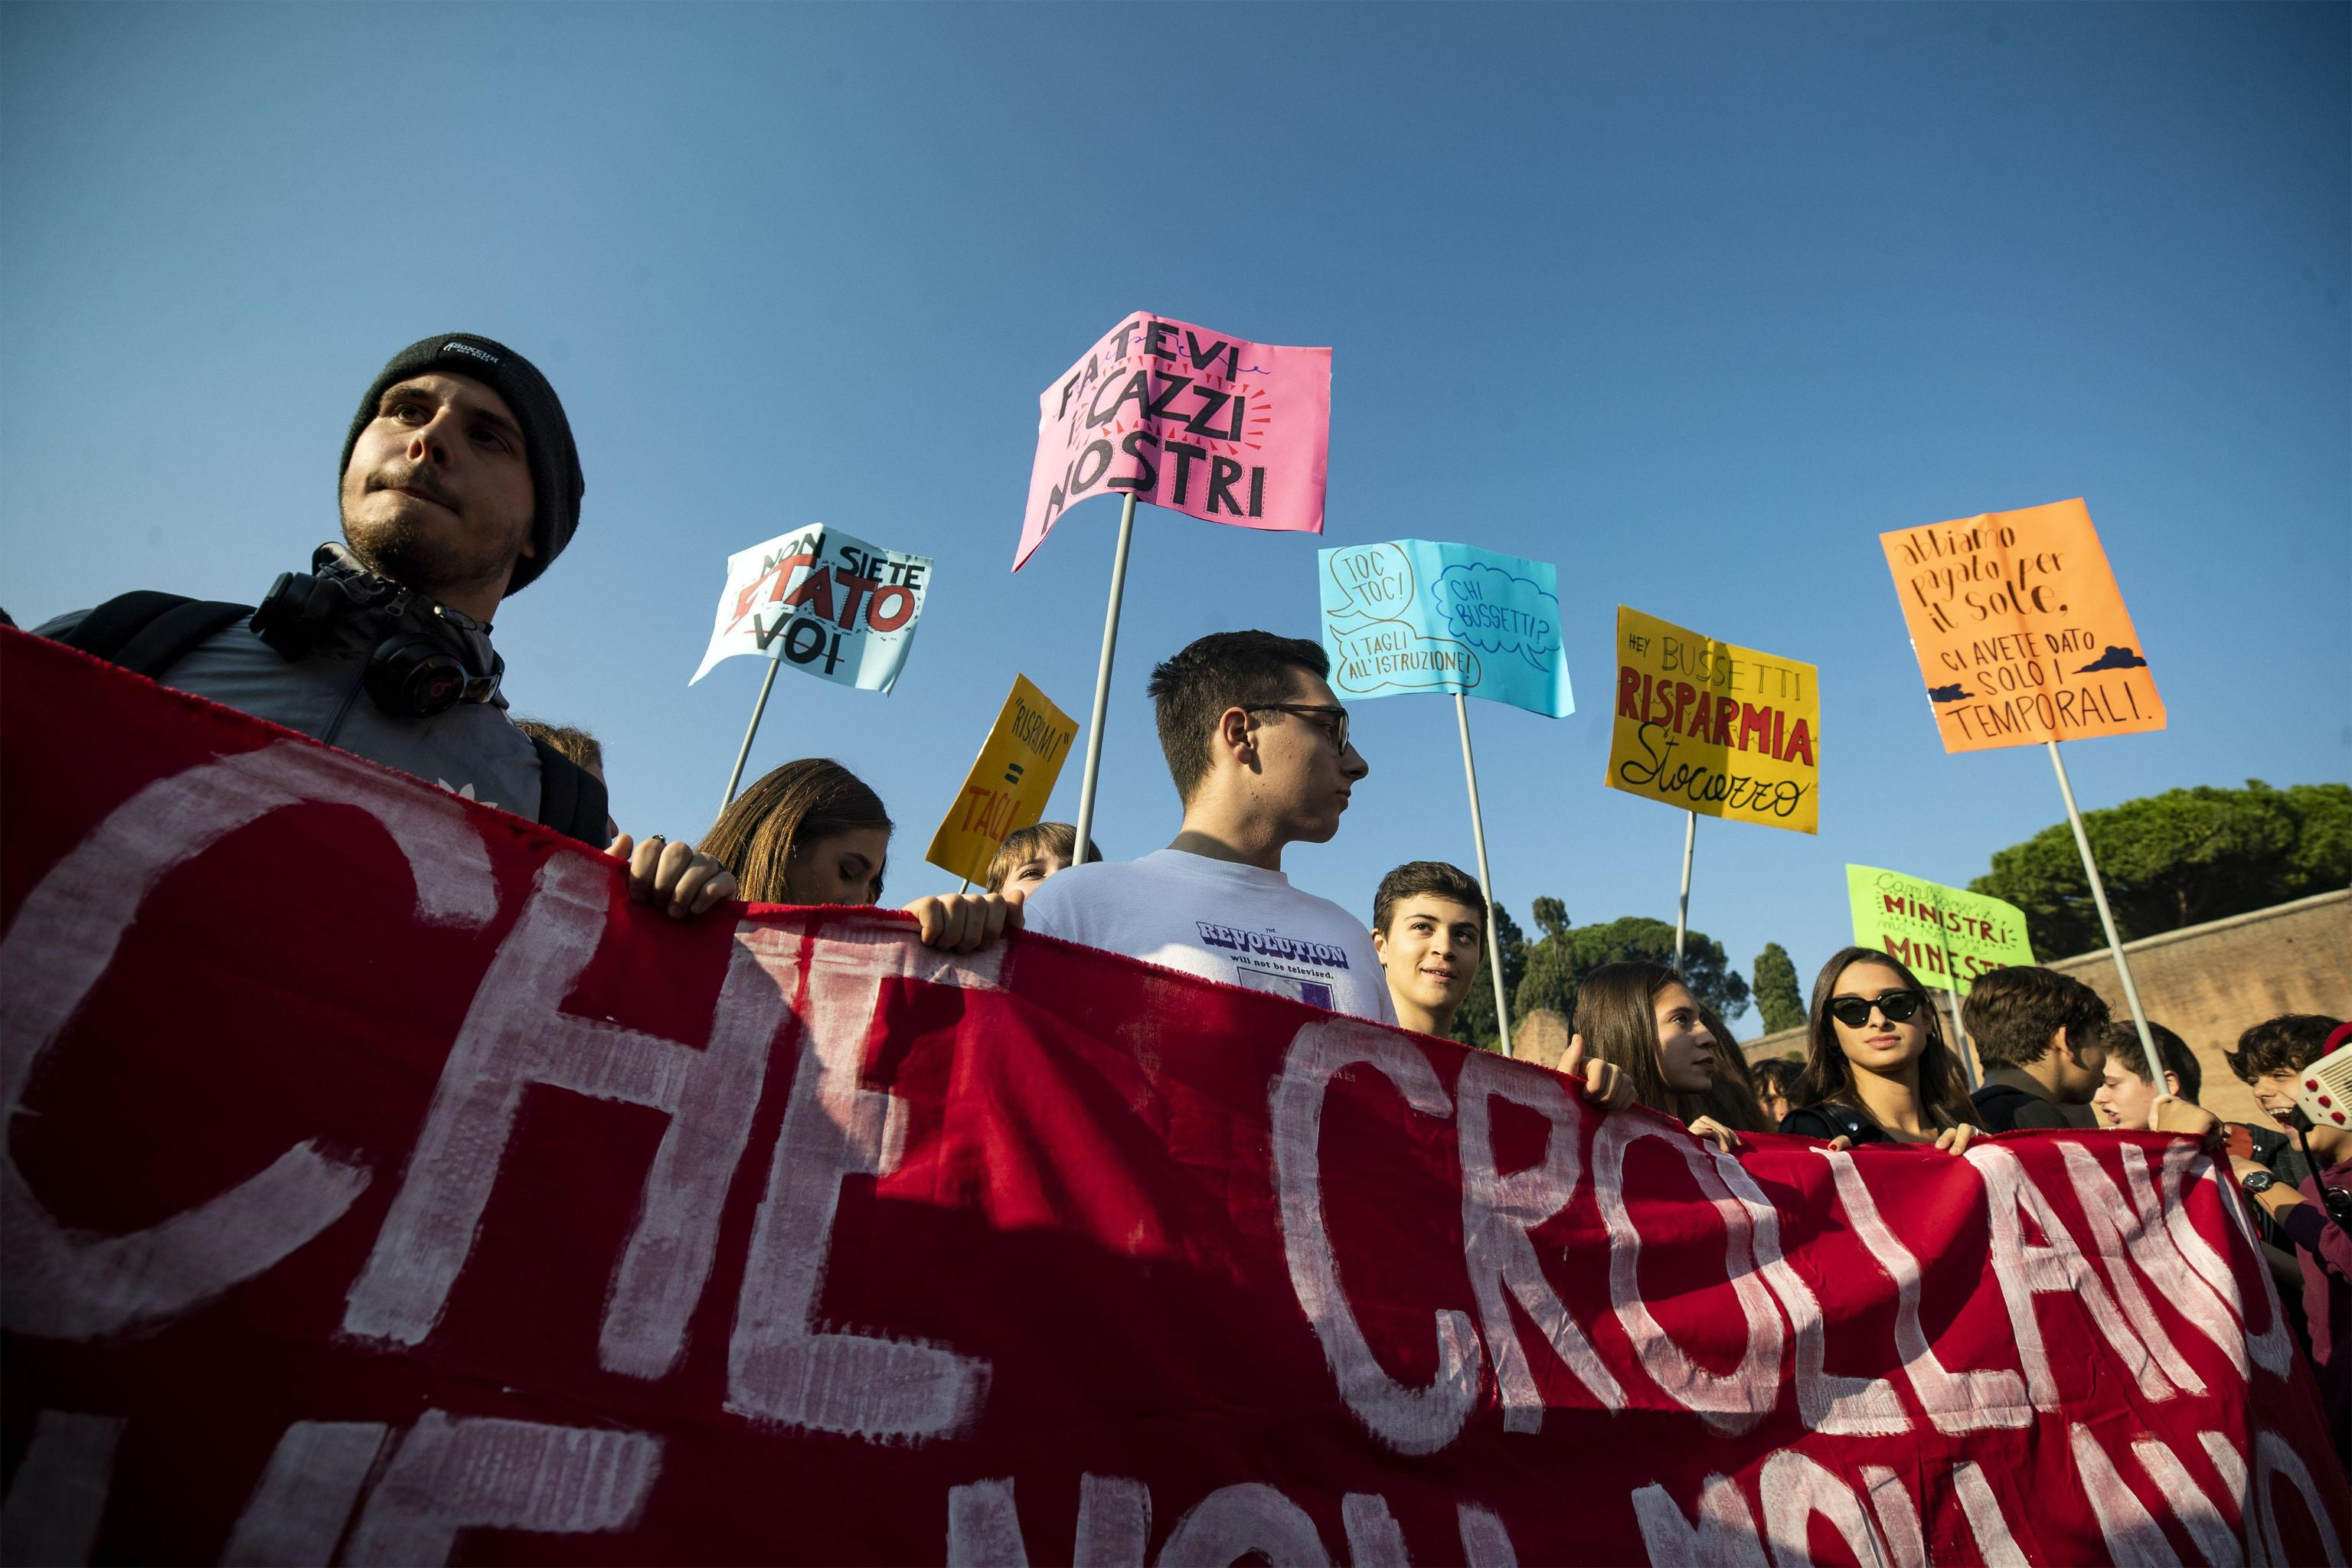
[1604,605,1819,834]
[924,675,1080,885]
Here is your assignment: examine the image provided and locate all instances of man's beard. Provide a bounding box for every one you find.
[342,467,524,603]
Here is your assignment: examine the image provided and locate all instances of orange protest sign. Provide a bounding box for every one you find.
[923,675,1080,886]
[1880,498,2165,753]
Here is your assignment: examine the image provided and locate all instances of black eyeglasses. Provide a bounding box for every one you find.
[1829,990,1927,1027]
[1246,703,1351,753]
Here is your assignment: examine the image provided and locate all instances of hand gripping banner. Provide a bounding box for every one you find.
[2,629,2344,1565]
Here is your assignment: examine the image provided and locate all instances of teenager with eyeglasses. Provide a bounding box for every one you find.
[1778,947,1980,1152]
[1020,630,1393,1021]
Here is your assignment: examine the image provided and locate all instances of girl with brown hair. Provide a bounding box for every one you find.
[702,759,1019,952]
[1694,1001,1775,1138]
[1572,960,1758,1152]
[1779,946,1978,1151]
[702,759,894,904]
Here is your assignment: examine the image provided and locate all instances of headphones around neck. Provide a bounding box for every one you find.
[249,556,502,718]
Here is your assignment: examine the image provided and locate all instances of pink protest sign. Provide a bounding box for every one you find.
[1015,312,1331,569]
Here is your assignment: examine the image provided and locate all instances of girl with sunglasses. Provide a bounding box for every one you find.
[1781,946,1979,1152]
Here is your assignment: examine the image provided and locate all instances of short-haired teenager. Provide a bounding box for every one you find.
[2090,1019,2200,1131]
[1962,965,2109,1132]
[514,719,604,779]
[516,719,616,841]
[1750,1057,1803,1129]
[1367,860,1634,1108]
[1021,631,1390,1019]
[1370,861,1487,1037]
[985,822,1101,895]
[1780,947,1978,1152]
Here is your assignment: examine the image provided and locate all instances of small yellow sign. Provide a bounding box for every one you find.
[924,675,1081,885]
[1603,605,1820,835]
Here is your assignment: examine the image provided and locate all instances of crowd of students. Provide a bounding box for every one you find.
[32,330,2347,1460]
[671,623,2350,1457]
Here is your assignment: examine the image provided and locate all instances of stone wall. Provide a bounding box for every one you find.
[1738,889,2352,1125]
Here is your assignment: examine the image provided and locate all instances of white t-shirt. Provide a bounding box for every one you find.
[1021,848,1396,1024]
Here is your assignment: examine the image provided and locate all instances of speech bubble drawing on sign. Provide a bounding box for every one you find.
[1320,544,1482,699]
[1317,541,1572,718]
[1325,541,1418,623]
[1432,560,1561,675]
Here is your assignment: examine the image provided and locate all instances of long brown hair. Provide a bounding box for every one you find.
[1694,1003,1772,1135]
[1795,946,1980,1129]
[701,759,892,903]
[1574,960,1708,1122]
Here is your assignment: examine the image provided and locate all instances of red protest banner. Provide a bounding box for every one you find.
[2,629,2344,1566]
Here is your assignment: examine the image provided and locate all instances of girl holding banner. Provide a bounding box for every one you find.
[703,758,1021,952]
[1779,947,1981,1150]
[1572,961,1760,1154]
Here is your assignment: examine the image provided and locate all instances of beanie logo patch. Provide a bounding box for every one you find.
[442,340,501,364]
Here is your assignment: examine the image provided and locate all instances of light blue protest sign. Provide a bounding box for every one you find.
[1318,540,1573,718]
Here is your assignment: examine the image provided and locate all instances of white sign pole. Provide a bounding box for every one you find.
[1673,811,1697,974]
[720,658,782,809]
[2044,739,2159,1066]
[1070,492,1138,872]
[1452,693,1513,1050]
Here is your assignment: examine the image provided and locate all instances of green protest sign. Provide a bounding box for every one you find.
[1844,864,2035,995]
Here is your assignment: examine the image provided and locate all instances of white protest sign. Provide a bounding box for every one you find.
[691,524,933,693]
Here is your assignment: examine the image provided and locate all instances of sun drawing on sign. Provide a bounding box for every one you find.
[1102,379,1275,462]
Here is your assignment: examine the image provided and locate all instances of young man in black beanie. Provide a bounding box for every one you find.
[38,334,731,916]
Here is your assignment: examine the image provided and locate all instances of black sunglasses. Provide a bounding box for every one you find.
[1829,989,1927,1027]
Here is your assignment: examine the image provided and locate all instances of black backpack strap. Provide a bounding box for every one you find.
[528,735,612,848]
[55,592,253,680]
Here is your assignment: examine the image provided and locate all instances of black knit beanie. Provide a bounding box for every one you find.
[340,333,583,596]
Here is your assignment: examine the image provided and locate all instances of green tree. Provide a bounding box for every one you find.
[1446,903,1527,1054]
[1511,906,1750,1031]
[1751,942,1806,1034]
[1971,780,2352,958]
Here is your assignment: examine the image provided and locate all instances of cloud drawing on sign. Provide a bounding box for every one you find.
[1928,683,1972,703]
[2075,645,2148,673]
[1432,562,1561,675]
[1322,544,1481,697]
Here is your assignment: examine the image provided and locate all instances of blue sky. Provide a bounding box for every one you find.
[4,3,2344,1029]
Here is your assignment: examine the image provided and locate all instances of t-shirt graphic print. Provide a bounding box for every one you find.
[1021,849,1395,1025]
